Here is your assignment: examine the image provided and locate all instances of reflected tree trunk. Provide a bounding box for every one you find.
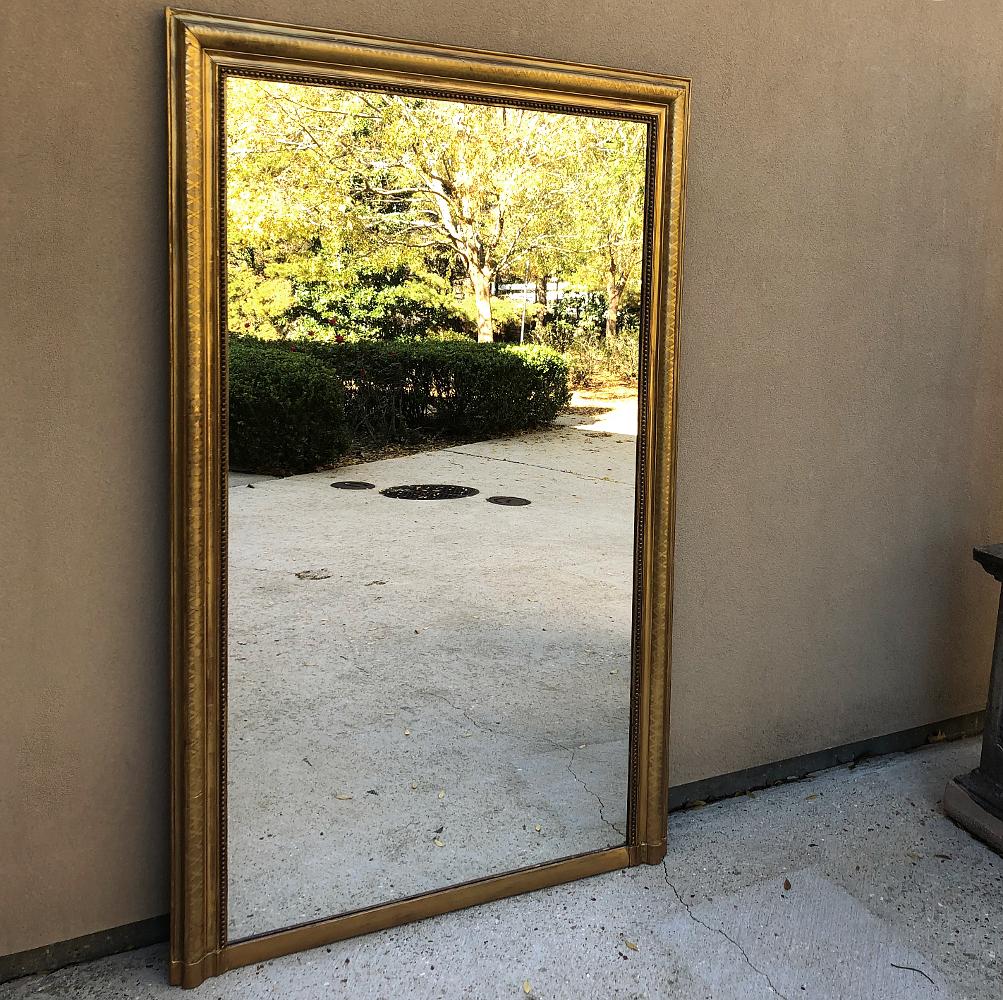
[469,265,494,342]
[535,275,548,307]
[605,270,626,340]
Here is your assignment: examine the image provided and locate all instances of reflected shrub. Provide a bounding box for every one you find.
[228,338,349,475]
[227,335,570,473]
[301,338,570,442]
[533,324,640,389]
[531,289,641,388]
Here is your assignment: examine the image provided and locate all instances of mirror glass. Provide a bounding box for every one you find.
[223,75,649,940]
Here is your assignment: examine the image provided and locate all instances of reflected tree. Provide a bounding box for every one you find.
[225,78,647,343]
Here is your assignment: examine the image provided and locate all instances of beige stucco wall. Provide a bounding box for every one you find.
[2,0,1001,958]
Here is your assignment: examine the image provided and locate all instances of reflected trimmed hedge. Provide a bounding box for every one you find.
[228,337,349,475]
[228,336,570,474]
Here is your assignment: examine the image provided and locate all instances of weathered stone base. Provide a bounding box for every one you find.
[944,776,1003,855]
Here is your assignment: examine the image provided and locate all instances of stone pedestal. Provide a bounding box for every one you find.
[944,544,1003,854]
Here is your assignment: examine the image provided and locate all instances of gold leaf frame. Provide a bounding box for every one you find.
[167,7,689,988]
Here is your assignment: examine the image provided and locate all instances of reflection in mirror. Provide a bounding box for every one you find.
[224,75,648,940]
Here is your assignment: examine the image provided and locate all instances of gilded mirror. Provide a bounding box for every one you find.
[168,9,688,987]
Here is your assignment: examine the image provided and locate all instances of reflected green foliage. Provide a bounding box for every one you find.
[227,335,570,474]
[228,338,349,475]
[300,338,570,441]
[533,292,641,387]
[225,77,646,361]
[280,265,471,342]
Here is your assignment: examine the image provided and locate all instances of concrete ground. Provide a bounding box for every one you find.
[5,739,1000,998]
[226,392,640,938]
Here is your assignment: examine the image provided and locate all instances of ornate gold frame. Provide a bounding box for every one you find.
[167,7,688,988]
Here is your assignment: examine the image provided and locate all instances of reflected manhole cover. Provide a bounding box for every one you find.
[331,481,375,490]
[380,484,479,500]
[486,496,531,506]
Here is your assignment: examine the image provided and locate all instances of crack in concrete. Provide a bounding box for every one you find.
[441,447,632,486]
[505,727,626,841]
[661,861,790,1000]
[421,690,498,740]
[564,745,626,839]
[419,690,625,840]
[531,731,626,840]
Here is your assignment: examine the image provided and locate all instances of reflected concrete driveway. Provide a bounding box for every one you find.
[226,393,639,938]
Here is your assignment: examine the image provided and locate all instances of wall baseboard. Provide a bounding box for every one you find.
[667,710,985,810]
[1,711,984,984]
[0,915,168,985]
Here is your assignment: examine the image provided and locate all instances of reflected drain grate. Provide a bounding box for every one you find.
[331,481,375,490]
[486,496,531,506]
[380,484,479,500]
